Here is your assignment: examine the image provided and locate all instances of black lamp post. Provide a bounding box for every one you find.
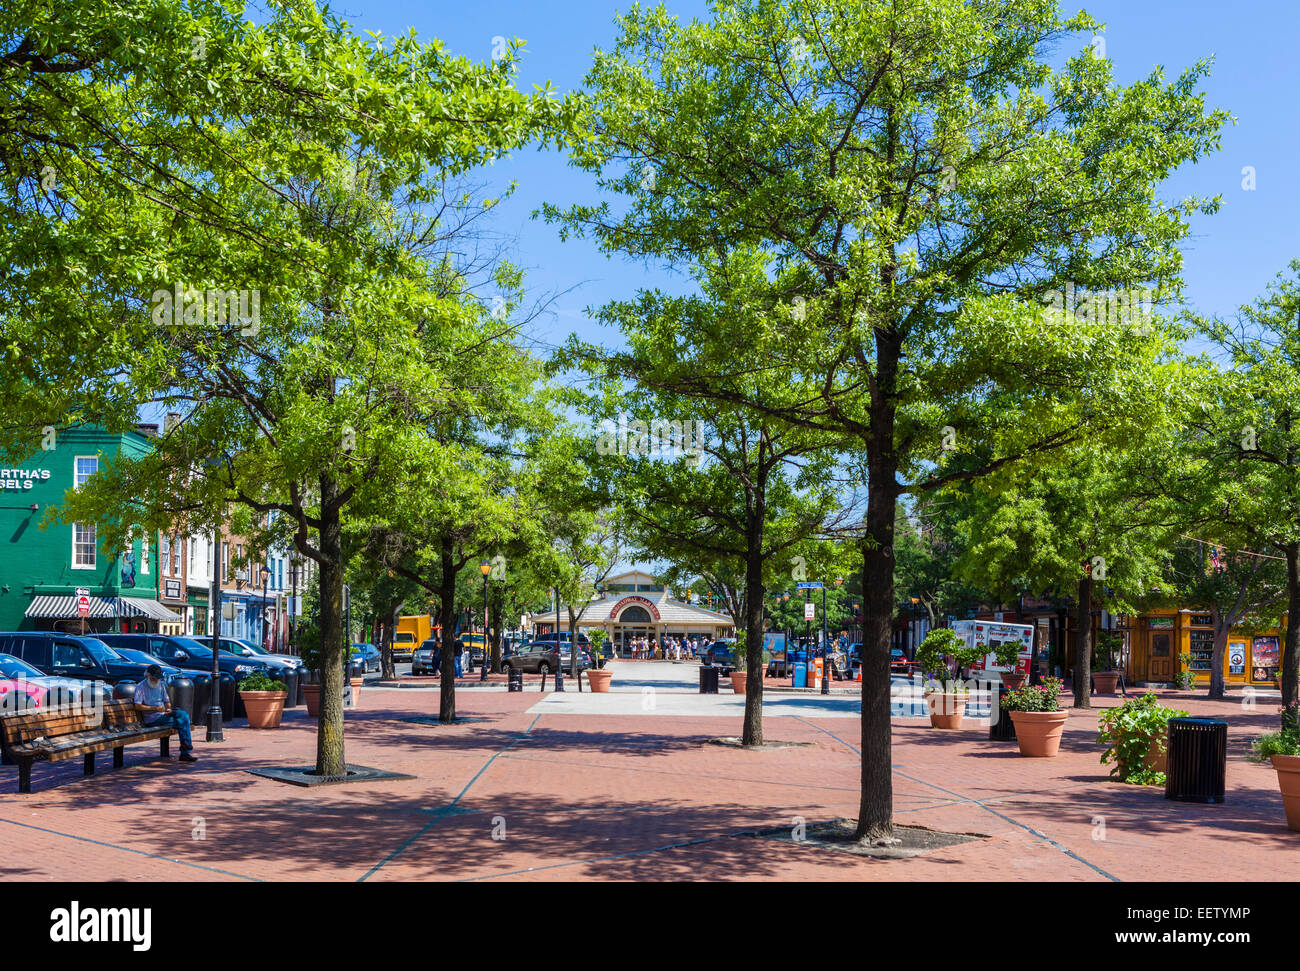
[552,586,564,691]
[206,529,223,742]
[479,561,491,682]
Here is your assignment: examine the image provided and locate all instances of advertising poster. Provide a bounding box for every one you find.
[1253,636,1280,682]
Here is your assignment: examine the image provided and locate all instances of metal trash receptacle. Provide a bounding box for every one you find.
[1165,717,1227,803]
[112,680,137,702]
[507,668,523,692]
[190,674,212,722]
[989,683,1016,741]
[167,677,194,722]
[280,668,300,709]
[699,665,720,694]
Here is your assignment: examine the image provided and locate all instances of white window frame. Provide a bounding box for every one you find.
[72,523,96,569]
[73,455,98,489]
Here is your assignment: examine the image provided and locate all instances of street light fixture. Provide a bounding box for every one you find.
[479,561,491,682]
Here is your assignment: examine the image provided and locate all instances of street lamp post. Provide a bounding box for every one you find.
[552,586,564,692]
[206,529,223,742]
[479,562,491,682]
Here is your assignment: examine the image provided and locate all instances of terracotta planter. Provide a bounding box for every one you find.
[241,690,287,729]
[302,683,321,718]
[1271,754,1300,831]
[587,669,613,693]
[927,692,967,730]
[349,677,364,706]
[1009,709,1069,757]
[1093,671,1120,694]
[731,672,748,695]
[1000,671,1026,689]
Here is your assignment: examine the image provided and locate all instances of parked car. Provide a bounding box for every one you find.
[96,634,270,679]
[0,653,85,711]
[0,632,185,686]
[350,643,381,673]
[411,639,439,676]
[216,637,304,672]
[501,637,592,675]
[890,648,911,674]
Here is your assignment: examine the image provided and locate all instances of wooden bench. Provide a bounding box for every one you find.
[0,700,177,793]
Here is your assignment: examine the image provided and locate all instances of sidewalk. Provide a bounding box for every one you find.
[0,685,1294,881]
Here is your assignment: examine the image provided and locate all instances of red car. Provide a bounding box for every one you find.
[890,649,912,674]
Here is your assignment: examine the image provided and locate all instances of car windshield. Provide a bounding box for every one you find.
[170,638,213,659]
[0,653,43,679]
[81,638,124,662]
[118,649,168,667]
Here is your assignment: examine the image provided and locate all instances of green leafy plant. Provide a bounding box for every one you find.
[1093,631,1123,672]
[1175,653,1196,689]
[1251,708,1300,761]
[733,630,748,664]
[991,637,1022,669]
[1097,693,1188,785]
[238,671,288,693]
[1001,676,1064,713]
[915,629,981,692]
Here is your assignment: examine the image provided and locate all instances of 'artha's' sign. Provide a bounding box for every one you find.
[0,468,50,490]
[612,596,661,621]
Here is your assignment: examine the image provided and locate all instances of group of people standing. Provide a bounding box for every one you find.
[624,634,716,660]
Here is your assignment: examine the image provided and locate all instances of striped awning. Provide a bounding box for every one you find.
[24,595,182,622]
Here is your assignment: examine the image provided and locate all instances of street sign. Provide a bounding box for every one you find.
[796,581,823,589]
[804,602,815,621]
[76,592,90,618]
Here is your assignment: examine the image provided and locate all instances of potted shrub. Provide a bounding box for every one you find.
[1092,632,1122,694]
[1174,652,1196,690]
[915,629,981,729]
[238,671,290,729]
[730,633,749,695]
[1097,692,1188,785]
[588,630,610,670]
[1001,676,1068,756]
[586,632,613,692]
[992,638,1025,689]
[1251,710,1300,831]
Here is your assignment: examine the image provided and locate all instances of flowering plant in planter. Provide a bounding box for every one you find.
[1000,676,1064,712]
[1098,692,1188,786]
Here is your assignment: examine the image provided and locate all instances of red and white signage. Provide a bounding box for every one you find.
[804,602,815,621]
[612,595,661,621]
[75,587,90,618]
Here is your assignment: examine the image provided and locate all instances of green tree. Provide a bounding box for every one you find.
[548,0,1226,840]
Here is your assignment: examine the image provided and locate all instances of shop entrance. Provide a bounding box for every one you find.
[1148,631,1172,681]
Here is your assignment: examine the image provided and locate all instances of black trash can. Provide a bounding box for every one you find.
[280,668,300,709]
[231,676,248,719]
[699,665,720,694]
[507,667,523,693]
[989,683,1016,741]
[215,673,236,725]
[1165,717,1227,804]
[191,674,212,723]
[113,679,137,702]
[167,677,195,724]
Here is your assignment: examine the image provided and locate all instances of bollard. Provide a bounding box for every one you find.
[215,673,236,726]
[190,674,212,723]
[281,668,300,709]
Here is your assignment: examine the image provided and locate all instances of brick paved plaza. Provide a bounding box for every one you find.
[2,662,1296,882]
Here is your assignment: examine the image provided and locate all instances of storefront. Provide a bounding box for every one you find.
[1123,608,1283,687]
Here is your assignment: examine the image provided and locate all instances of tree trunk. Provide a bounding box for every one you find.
[380,599,401,679]
[1209,620,1229,701]
[741,489,766,747]
[490,596,503,674]
[438,536,458,722]
[1073,571,1092,709]
[1285,543,1300,730]
[315,474,347,776]
[855,495,897,842]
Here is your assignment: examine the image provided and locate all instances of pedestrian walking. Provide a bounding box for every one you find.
[453,638,464,677]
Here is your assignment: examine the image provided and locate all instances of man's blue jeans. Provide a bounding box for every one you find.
[454,656,463,677]
[147,710,193,752]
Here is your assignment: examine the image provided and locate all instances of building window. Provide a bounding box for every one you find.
[73,524,96,568]
[161,535,171,576]
[74,456,98,488]
[221,542,228,581]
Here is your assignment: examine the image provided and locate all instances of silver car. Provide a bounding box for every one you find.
[411,639,439,676]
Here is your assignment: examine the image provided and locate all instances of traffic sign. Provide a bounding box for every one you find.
[796,581,823,589]
[76,592,90,617]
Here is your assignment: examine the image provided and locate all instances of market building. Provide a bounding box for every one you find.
[526,570,735,655]
[0,424,183,634]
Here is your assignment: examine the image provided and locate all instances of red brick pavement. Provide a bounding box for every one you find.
[0,686,1294,881]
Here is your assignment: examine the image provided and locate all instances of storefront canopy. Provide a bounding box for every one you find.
[25,595,182,622]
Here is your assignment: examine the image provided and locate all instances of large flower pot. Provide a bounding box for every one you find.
[927,692,967,730]
[731,672,748,695]
[1000,671,1027,690]
[349,677,364,705]
[240,690,287,729]
[587,669,613,693]
[1093,671,1120,695]
[1271,754,1300,831]
[1009,709,1069,757]
[302,683,321,718]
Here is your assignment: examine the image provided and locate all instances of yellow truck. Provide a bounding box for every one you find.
[393,615,435,662]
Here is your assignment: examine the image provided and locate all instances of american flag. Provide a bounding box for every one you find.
[1210,545,1223,573]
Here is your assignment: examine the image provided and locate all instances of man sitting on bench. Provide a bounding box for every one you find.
[134,665,196,763]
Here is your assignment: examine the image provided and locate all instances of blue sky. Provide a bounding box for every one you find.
[328,0,1300,352]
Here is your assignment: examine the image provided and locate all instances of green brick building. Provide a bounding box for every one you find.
[0,425,180,633]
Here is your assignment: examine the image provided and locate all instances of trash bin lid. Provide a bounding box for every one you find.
[1169,717,1228,726]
